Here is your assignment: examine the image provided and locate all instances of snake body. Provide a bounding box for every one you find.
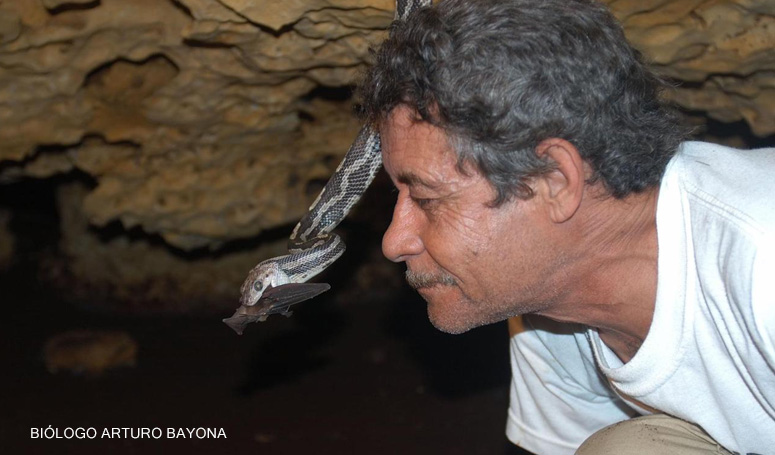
[230,0,431,330]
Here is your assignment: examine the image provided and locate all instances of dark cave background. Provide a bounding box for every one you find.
[1,169,532,455]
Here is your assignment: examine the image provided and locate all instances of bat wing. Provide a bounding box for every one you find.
[260,282,331,309]
[223,283,331,334]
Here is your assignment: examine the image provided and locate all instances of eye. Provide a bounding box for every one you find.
[412,197,436,209]
[253,282,263,292]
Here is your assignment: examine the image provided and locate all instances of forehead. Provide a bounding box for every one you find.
[379,106,461,184]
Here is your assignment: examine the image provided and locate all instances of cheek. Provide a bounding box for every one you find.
[422,213,491,273]
[440,205,490,242]
[456,214,523,287]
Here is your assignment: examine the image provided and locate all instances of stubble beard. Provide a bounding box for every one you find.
[405,269,484,334]
[405,269,532,335]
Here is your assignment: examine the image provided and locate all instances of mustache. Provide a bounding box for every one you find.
[405,270,456,289]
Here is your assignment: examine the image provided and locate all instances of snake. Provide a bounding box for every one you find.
[224,0,431,334]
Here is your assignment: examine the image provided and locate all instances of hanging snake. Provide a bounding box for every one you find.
[224,0,431,334]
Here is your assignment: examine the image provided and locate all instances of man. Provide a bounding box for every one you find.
[357,0,775,453]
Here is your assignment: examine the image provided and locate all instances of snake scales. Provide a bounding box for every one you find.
[224,0,431,334]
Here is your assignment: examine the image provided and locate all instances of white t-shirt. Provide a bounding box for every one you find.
[506,141,775,455]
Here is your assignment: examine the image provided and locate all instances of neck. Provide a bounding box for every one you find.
[538,185,660,363]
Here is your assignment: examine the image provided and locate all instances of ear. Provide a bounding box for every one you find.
[533,138,586,223]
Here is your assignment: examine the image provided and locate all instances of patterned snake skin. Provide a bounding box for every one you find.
[224,0,432,334]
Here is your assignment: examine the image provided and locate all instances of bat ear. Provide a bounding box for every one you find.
[222,314,249,335]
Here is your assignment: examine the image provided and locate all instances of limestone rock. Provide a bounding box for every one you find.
[43,330,138,376]
[41,0,98,11]
[0,0,393,251]
[216,0,394,31]
[606,0,775,136]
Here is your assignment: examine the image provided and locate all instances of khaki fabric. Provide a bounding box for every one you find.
[508,316,526,337]
[576,415,733,455]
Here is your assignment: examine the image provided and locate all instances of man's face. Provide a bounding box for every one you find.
[380,106,557,333]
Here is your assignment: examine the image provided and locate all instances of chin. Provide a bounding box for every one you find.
[421,287,495,334]
[427,312,477,334]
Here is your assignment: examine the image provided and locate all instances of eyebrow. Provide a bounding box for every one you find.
[397,171,442,190]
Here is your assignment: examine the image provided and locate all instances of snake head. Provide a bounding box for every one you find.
[239,261,290,307]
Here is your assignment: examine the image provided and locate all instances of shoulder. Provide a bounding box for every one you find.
[661,141,775,351]
[666,141,775,236]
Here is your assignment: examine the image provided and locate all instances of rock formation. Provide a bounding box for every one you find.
[609,0,775,137]
[0,0,772,309]
[0,0,390,250]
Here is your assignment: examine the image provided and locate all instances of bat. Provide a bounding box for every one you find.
[222,283,331,334]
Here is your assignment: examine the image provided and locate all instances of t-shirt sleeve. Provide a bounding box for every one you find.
[506,315,639,455]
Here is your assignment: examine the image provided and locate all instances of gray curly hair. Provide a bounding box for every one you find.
[359,0,689,203]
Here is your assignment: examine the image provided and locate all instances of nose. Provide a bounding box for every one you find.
[382,194,424,263]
